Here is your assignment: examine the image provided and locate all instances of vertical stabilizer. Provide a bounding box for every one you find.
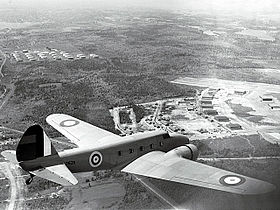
[16,124,57,162]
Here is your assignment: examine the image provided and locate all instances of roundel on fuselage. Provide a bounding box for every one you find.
[89,151,103,168]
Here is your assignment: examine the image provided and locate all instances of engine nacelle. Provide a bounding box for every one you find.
[165,144,198,161]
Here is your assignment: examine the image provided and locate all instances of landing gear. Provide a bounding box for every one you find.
[25,174,35,185]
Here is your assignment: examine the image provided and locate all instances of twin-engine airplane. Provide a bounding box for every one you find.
[1,114,275,195]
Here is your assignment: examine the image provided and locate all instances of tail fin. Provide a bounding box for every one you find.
[2,124,78,186]
[16,124,57,162]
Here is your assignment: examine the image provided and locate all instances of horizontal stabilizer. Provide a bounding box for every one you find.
[30,164,78,186]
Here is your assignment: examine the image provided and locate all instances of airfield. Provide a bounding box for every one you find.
[112,76,280,144]
[0,4,280,210]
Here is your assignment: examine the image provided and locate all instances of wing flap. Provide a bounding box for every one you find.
[122,151,275,195]
[31,164,78,186]
[46,114,121,147]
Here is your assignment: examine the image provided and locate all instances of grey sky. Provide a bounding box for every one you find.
[1,0,280,16]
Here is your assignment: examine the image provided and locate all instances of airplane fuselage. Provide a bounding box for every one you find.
[21,131,189,173]
[61,131,189,173]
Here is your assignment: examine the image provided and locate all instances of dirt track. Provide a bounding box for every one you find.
[0,162,26,210]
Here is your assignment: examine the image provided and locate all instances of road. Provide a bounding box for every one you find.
[0,162,26,210]
[111,107,126,135]
[0,50,6,78]
[0,49,16,112]
[153,101,163,122]
[129,108,137,133]
[0,84,15,110]
[0,126,24,134]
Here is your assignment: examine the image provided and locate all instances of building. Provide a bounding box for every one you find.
[201,104,213,109]
[209,88,217,92]
[202,95,214,100]
[214,115,230,122]
[203,109,218,115]
[39,83,62,89]
[90,54,99,58]
[234,90,247,95]
[184,97,195,102]
[227,123,242,130]
[187,106,195,111]
[268,103,280,110]
[201,100,212,104]
[208,91,216,96]
[260,95,273,102]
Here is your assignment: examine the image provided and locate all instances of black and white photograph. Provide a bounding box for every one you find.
[0,0,280,209]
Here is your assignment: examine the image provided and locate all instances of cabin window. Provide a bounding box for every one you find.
[140,146,144,151]
[159,142,163,146]
[162,133,170,139]
[129,149,134,154]
[150,144,154,149]
[118,151,122,156]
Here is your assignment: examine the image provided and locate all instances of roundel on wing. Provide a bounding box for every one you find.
[219,175,246,186]
[60,119,79,127]
[89,151,103,168]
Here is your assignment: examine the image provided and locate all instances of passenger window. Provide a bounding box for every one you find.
[159,142,163,146]
[118,151,122,156]
[129,149,134,154]
[150,144,154,149]
[140,146,144,151]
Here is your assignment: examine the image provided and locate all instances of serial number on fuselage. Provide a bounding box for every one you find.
[65,160,76,165]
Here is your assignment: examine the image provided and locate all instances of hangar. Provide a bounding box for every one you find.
[227,123,242,130]
[268,103,280,110]
[201,104,213,109]
[201,100,212,104]
[214,115,230,122]
[202,96,214,100]
[203,109,218,115]
[260,95,273,102]
[234,90,247,95]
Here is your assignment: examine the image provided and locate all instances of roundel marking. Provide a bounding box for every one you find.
[219,175,246,186]
[60,119,79,127]
[89,151,103,168]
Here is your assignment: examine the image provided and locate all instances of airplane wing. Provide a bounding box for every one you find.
[46,114,121,147]
[122,151,275,195]
[30,164,78,186]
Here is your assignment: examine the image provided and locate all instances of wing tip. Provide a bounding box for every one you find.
[243,182,276,195]
[63,179,78,187]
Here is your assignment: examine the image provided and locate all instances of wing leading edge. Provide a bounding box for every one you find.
[122,151,275,195]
